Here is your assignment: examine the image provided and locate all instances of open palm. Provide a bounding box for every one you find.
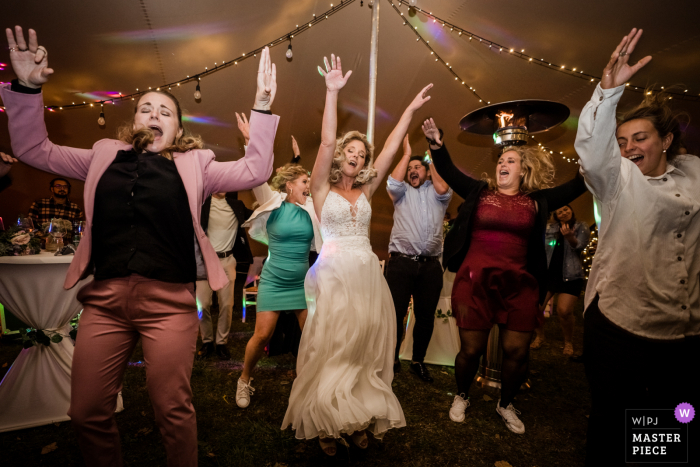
[601,28,651,90]
[319,54,352,92]
[6,26,53,88]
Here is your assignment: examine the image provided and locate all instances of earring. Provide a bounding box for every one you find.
[663,149,667,153]
[290,188,293,196]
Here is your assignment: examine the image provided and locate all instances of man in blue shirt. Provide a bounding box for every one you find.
[386,135,452,382]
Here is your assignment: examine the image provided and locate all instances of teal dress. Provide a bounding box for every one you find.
[257,202,314,312]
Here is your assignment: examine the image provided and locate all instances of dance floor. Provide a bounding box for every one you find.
[0,291,589,467]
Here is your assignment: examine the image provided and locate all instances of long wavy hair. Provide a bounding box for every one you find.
[482,145,555,193]
[618,87,689,163]
[117,90,204,160]
[328,131,377,188]
[270,163,309,193]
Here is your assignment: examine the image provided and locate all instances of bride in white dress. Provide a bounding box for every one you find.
[281,54,433,455]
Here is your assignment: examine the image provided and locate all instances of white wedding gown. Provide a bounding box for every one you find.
[282,191,406,440]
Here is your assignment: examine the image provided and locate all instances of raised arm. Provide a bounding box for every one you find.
[389,135,412,183]
[366,84,433,198]
[422,118,480,200]
[537,173,588,213]
[310,54,352,197]
[0,27,92,180]
[575,28,651,202]
[205,48,278,194]
[426,150,450,195]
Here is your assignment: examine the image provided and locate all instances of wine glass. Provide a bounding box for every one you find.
[48,218,67,249]
[73,221,86,247]
[17,217,34,233]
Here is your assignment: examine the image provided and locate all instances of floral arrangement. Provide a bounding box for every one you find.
[19,324,78,348]
[436,308,453,322]
[0,225,42,256]
[443,219,453,241]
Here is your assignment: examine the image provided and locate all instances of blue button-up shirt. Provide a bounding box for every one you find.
[387,175,453,256]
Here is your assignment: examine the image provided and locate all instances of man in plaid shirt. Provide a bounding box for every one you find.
[28,178,83,236]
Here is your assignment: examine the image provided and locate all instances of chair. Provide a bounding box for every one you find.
[242,278,258,323]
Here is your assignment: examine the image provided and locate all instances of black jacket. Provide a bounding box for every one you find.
[432,144,588,304]
[200,194,254,264]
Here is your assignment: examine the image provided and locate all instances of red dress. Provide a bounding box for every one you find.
[452,190,540,331]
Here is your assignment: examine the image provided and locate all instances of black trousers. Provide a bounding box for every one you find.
[583,298,700,466]
[385,255,443,363]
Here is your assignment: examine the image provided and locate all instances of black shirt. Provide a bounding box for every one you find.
[92,149,196,283]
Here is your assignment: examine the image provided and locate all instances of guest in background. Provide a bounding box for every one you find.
[0,26,278,466]
[531,205,589,355]
[575,28,699,466]
[424,117,587,435]
[385,135,452,382]
[237,163,320,409]
[28,177,83,241]
[196,191,253,361]
[234,110,322,409]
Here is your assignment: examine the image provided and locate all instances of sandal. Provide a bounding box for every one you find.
[319,437,337,456]
[530,336,545,350]
[350,430,368,449]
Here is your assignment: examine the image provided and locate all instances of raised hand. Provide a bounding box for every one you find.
[236,112,250,144]
[291,135,300,157]
[560,224,575,238]
[0,152,18,164]
[601,28,651,90]
[422,118,442,146]
[6,26,53,88]
[407,83,433,112]
[254,47,277,111]
[318,54,352,93]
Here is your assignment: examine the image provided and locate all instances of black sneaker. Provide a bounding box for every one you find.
[216,344,231,361]
[409,362,434,383]
[197,342,214,360]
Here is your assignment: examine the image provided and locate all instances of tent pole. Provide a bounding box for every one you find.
[367,0,380,144]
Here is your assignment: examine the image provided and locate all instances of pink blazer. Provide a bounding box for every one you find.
[0,84,278,290]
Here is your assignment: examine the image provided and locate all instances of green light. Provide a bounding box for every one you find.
[548,240,557,247]
[593,199,601,226]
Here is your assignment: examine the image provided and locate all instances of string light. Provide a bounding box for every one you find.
[387,1,485,103]
[40,0,356,112]
[393,0,699,100]
[286,37,293,59]
[194,82,201,100]
[97,104,105,126]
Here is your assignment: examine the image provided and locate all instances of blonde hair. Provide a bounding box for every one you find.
[482,145,555,193]
[117,90,204,160]
[270,163,309,193]
[328,131,377,188]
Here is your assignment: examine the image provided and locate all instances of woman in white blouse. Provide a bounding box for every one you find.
[575,28,699,466]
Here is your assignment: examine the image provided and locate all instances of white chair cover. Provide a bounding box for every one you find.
[399,270,460,366]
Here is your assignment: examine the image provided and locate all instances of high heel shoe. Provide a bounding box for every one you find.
[319,437,337,456]
[350,430,368,449]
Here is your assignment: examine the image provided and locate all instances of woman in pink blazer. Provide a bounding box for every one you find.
[2,26,279,467]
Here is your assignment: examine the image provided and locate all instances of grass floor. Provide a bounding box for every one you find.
[0,297,589,466]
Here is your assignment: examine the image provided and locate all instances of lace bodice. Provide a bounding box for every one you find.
[319,191,373,263]
[321,191,372,240]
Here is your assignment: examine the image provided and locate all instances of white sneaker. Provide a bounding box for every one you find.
[236,377,255,408]
[449,394,470,422]
[496,400,525,434]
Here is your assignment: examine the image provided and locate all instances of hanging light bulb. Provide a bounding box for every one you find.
[194,82,201,100]
[286,39,293,60]
[97,105,105,126]
[409,0,418,6]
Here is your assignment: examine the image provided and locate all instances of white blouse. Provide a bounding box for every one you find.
[575,84,700,340]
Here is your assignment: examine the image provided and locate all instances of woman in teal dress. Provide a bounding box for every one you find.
[236,163,323,408]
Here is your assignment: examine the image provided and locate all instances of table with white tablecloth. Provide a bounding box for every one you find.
[399,269,461,366]
[0,252,92,432]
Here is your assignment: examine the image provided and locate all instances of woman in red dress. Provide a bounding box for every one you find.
[422,118,587,435]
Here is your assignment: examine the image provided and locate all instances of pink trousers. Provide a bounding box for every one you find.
[69,275,200,467]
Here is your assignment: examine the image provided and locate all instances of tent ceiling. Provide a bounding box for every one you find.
[2,0,700,251]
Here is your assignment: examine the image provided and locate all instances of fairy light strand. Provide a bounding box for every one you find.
[388,1,488,104]
[32,0,356,112]
[393,0,700,101]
